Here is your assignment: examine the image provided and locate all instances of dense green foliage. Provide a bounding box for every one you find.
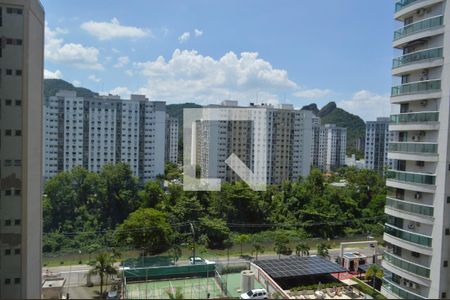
[44,79,97,98]
[43,164,386,254]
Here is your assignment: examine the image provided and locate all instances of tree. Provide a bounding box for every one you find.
[365,264,384,289]
[274,234,292,258]
[169,244,182,265]
[234,234,250,257]
[295,243,310,256]
[198,217,231,249]
[115,208,173,255]
[317,243,331,259]
[88,252,118,296]
[251,239,264,260]
[139,180,166,208]
[223,238,234,264]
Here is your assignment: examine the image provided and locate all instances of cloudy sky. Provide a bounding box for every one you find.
[41,0,397,121]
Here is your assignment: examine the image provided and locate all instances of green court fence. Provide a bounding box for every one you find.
[124,263,216,281]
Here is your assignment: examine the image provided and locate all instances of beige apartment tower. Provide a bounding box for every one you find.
[0,0,44,298]
[383,0,450,299]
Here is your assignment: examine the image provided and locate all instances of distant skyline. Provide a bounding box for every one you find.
[42,0,396,121]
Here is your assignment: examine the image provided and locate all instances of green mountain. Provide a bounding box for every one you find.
[303,101,366,156]
[44,79,98,98]
[166,103,202,129]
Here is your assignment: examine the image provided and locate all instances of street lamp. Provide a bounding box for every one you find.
[190,223,196,264]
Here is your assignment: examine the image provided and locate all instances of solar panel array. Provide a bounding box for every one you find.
[254,256,347,279]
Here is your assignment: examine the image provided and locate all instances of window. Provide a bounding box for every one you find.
[16,39,22,46]
[6,69,12,75]
[444,261,448,267]
[15,100,21,106]
[15,130,21,136]
[5,99,12,106]
[14,278,20,284]
[14,248,20,255]
[14,219,20,225]
[15,70,22,76]
[4,219,11,226]
[4,249,11,255]
[4,279,11,285]
[5,190,11,196]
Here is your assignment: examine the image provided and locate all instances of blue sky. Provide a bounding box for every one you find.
[42,0,396,120]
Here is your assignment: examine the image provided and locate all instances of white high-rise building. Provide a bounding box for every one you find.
[382,1,449,299]
[165,115,179,164]
[0,0,44,298]
[44,90,166,181]
[311,123,347,172]
[364,117,394,172]
[195,101,313,185]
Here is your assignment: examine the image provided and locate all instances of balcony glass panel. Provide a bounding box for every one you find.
[393,48,443,68]
[382,277,426,299]
[394,16,443,40]
[390,111,439,123]
[384,223,432,247]
[391,80,441,96]
[386,170,435,185]
[389,142,437,154]
[386,197,434,216]
[395,0,420,12]
[384,252,430,278]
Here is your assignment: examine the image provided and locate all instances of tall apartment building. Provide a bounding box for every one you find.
[165,115,179,164]
[195,101,313,185]
[382,1,449,298]
[364,117,394,172]
[311,122,347,172]
[0,0,44,298]
[44,90,166,181]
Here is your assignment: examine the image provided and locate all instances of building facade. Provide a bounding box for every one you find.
[382,1,450,299]
[0,0,44,298]
[44,90,166,181]
[311,123,347,172]
[165,115,179,164]
[195,101,313,185]
[364,117,394,172]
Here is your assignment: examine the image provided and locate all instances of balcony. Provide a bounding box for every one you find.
[392,47,443,69]
[391,80,441,97]
[382,276,426,299]
[386,170,435,185]
[390,111,439,124]
[389,142,437,155]
[394,15,443,41]
[395,0,420,12]
[384,252,430,278]
[384,223,432,247]
[386,197,434,217]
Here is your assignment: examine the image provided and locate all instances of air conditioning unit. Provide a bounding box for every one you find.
[408,223,416,230]
[411,283,417,289]
[412,135,420,142]
[416,8,426,16]
[415,192,422,199]
[419,131,426,137]
[420,100,428,107]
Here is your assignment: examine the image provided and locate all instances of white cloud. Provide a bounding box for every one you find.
[178,32,190,43]
[125,70,134,76]
[44,69,63,79]
[134,49,296,104]
[109,86,131,98]
[194,29,203,37]
[293,88,332,99]
[72,80,81,87]
[81,18,150,41]
[88,74,101,82]
[45,22,103,70]
[338,90,390,121]
[114,56,130,68]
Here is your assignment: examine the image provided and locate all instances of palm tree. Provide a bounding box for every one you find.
[295,243,310,256]
[166,287,184,299]
[317,243,330,259]
[365,264,384,289]
[88,252,118,297]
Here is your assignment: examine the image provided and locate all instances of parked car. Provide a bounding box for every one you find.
[240,288,268,299]
[189,256,204,264]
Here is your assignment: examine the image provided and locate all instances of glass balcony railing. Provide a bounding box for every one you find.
[384,223,432,247]
[393,48,443,68]
[390,111,439,123]
[389,142,438,154]
[386,197,434,216]
[384,252,430,278]
[382,277,426,299]
[395,0,420,13]
[386,170,435,185]
[391,80,441,96]
[394,15,443,41]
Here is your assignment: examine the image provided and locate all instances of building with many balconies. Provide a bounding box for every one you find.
[364,117,394,172]
[382,0,450,299]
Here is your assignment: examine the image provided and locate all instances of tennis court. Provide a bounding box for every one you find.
[125,276,224,299]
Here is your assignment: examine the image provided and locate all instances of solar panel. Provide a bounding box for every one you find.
[254,256,347,279]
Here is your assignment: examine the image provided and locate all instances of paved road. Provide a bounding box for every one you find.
[44,246,383,288]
